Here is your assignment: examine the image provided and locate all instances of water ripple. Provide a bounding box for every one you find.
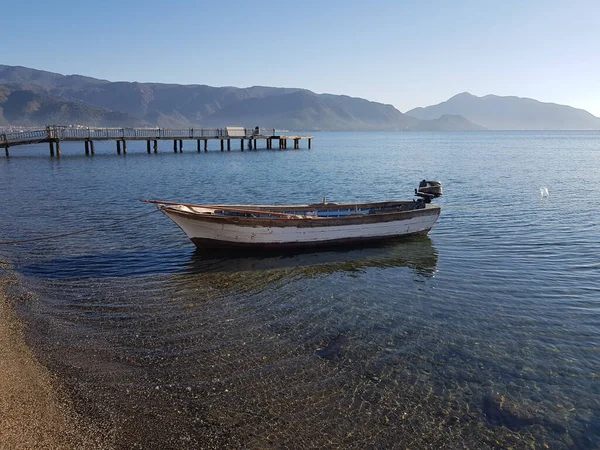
[3,132,600,448]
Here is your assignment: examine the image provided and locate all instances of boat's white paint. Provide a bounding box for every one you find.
[162,207,440,245]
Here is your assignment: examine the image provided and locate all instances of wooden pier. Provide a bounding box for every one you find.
[0,126,313,157]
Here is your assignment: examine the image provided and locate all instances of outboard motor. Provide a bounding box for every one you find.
[415,180,443,203]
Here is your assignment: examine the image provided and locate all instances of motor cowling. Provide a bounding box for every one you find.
[415,180,443,203]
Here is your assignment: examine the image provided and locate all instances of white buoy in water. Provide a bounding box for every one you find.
[540,187,549,198]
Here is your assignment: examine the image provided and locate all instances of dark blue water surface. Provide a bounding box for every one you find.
[1,132,599,448]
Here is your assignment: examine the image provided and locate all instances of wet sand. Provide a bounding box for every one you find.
[0,263,106,450]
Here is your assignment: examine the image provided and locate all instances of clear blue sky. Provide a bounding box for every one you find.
[3,0,599,115]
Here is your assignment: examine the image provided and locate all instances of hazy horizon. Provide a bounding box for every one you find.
[2,0,599,116]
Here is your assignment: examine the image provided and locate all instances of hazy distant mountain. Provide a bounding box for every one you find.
[0,64,482,131]
[406,92,600,130]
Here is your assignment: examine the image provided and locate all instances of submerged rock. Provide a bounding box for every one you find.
[482,393,537,430]
[315,334,349,361]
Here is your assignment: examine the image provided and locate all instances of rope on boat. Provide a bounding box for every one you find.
[0,210,160,245]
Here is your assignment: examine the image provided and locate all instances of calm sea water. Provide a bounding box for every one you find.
[1,132,599,448]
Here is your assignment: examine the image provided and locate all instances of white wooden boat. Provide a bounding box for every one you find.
[143,181,442,250]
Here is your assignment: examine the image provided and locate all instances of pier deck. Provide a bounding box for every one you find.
[1,126,313,157]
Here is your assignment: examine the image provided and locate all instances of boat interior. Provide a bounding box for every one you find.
[166,200,428,219]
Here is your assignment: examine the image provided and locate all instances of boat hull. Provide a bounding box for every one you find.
[161,205,441,249]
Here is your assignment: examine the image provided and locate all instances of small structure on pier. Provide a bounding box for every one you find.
[225,127,246,137]
[0,126,313,157]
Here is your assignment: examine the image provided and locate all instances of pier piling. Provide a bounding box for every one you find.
[147,140,151,153]
[122,140,127,154]
[49,141,55,157]
[90,141,95,155]
[85,140,90,155]
[55,140,61,157]
[153,140,158,153]
[117,140,121,155]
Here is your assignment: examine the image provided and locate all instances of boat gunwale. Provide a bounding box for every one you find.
[210,200,418,212]
[160,203,441,228]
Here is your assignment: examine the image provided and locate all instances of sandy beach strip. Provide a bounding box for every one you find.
[0,260,107,450]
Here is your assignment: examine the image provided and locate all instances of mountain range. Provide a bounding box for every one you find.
[1,65,599,131]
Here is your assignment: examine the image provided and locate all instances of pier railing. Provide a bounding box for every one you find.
[1,126,280,145]
[2,129,48,143]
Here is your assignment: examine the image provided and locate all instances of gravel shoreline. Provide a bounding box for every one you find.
[0,260,107,450]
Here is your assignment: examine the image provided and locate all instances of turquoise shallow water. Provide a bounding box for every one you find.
[1,132,599,448]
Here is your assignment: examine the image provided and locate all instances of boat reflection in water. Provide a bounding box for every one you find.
[171,236,438,294]
[187,236,437,275]
[20,236,438,288]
